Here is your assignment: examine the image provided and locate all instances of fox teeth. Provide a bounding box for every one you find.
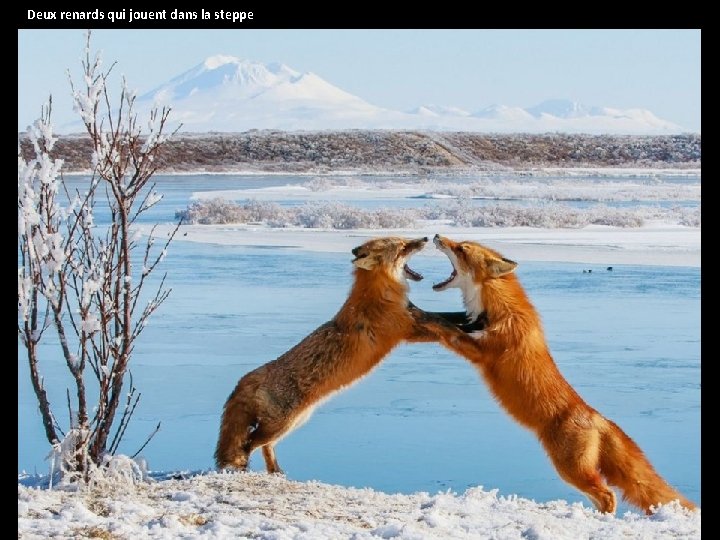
[432,269,457,290]
[403,264,423,281]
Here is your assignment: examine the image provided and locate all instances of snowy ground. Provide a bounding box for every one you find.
[158,221,700,268]
[18,471,700,539]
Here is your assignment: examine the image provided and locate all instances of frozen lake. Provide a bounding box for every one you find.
[18,174,700,514]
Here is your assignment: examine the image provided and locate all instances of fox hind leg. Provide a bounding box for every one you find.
[243,416,293,473]
[541,417,617,514]
[554,461,617,514]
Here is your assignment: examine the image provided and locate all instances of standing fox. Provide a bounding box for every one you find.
[431,234,696,515]
[215,236,474,473]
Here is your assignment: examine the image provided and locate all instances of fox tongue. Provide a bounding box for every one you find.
[433,269,457,290]
[404,264,423,281]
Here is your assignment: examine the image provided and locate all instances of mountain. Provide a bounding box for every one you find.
[473,104,535,121]
[525,99,597,118]
[79,56,686,134]
[137,55,388,131]
[409,105,471,117]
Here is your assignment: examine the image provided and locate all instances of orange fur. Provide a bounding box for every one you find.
[432,234,697,515]
[215,236,469,473]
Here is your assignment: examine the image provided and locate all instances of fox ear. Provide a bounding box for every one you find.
[488,257,517,277]
[353,255,376,270]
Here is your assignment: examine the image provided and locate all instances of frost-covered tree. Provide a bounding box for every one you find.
[18,32,179,482]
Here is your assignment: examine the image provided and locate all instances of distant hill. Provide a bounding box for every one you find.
[19,131,701,174]
[58,56,688,135]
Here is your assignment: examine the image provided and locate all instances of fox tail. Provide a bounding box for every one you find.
[599,419,696,514]
[214,384,258,470]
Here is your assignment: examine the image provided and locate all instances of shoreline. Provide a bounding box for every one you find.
[150,221,701,268]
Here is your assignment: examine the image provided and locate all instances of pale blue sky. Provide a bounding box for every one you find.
[18,29,700,132]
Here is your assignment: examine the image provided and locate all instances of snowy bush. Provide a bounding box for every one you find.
[178,200,418,229]
[176,198,699,229]
[303,177,334,192]
[178,198,288,225]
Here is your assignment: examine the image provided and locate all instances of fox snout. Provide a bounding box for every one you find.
[405,236,429,251]
[433,234,461,255]
[433,234,453,249]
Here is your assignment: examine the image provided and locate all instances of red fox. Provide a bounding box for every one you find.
[431,234,697,515]
[215,236,475,473]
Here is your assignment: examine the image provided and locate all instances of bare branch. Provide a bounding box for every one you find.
[131,422,161,460]
[108,372,140,455]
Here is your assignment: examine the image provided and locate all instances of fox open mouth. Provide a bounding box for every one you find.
[404,264,423,282]
[432,236,458,291]
[400,237,428,282]
[432,267,457,290]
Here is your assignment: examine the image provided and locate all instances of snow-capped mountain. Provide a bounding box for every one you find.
[473,104,535,121]
[408,105,472,117]
[144,56,376,110]
[121,56,687,134]
[525,99,598,119]
[137,55,386,131]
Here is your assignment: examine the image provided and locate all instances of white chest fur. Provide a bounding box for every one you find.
[459,273,484,323]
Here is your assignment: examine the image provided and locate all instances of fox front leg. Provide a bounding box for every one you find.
[407,303,490,360]
[407,302,487,335]
[406,304,476,342]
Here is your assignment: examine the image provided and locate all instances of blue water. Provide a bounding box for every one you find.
[18,175,700,514]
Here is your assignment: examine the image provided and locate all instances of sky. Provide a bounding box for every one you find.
[17,29,700,132]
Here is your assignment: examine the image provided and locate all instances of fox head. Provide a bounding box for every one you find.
[351,236,428,284]
[432,234,517,320]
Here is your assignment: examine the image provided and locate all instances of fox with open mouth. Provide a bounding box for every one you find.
[215,236,478,474]
[431,234,696,515]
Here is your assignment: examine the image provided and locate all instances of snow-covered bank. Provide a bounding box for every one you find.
[154,222,701,268]
[18,471,700,539]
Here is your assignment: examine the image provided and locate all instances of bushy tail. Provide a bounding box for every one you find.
[599,420,696,514]
[214,382,257,470]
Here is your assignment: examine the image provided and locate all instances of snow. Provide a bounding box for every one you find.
[410,105,472,117]
[203,54,243,71]
[18,472,700,539]
[191,178,700,204]
[473,104,535,121]
[155,221,699,268]
[60,56,690,135]
[526,99,595,119]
